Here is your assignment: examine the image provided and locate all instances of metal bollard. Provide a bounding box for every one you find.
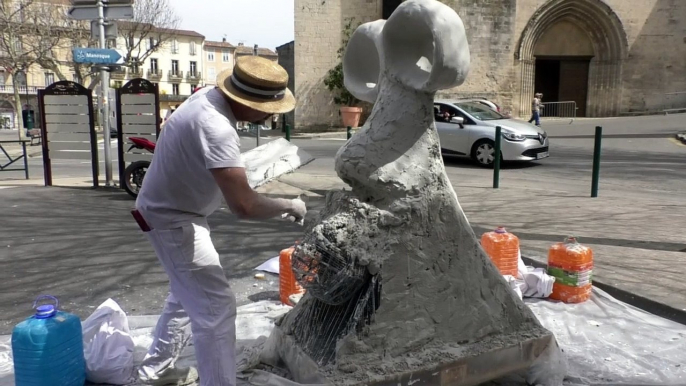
[493,126,502,189]
[591,126,602,197]
[256,123,261,147]
[347,126,352,140]
[285,124,291,142]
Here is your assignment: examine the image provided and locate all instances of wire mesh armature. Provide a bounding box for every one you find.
[292,238,369,306]
[288,275,381,366]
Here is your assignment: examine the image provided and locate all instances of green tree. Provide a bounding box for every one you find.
[323,18,359,107]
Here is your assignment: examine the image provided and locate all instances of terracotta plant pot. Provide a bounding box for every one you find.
[340,106,363,128]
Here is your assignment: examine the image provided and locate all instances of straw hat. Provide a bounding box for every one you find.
[217,56,295,114]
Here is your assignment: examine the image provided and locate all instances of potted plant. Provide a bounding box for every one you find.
[324,18,363,128]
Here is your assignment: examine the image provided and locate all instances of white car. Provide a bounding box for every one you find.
[434,100,549,167]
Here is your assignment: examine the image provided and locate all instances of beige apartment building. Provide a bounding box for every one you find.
[203,39,235,86]
[203,41,278,86]
[0,0,281,128]
[293,0,686,130]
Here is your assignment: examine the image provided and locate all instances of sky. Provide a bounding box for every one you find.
[167,0,295,50]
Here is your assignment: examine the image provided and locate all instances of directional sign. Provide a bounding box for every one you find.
[68,5,134,20]
[73,48,124,65]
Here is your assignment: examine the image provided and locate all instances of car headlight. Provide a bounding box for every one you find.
[501,130,526,141]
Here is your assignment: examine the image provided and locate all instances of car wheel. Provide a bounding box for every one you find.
[471,139,500,167]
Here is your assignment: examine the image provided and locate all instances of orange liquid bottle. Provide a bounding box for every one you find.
[481,227,520,277]
[547,237,593,303]
[279,246,305,306]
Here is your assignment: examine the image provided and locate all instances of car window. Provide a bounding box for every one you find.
[435,104,474,124]
[456,102,505,121]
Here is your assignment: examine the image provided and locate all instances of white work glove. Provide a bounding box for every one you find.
[282,197,307,226]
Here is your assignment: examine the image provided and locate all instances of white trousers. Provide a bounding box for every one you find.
[140,221,237,386]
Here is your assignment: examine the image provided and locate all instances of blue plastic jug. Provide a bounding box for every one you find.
[11,296,85,386]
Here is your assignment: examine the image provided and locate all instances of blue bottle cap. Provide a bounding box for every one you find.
[34,304,57,319]
[32,295,59,319]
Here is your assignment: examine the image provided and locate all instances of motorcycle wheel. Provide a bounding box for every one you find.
[123,160,150,198]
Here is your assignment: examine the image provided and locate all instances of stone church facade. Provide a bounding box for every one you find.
[293,0,686,130]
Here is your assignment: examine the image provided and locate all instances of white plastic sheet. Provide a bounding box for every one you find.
[1,291,686,385]
[243,138,314,189]
[255,256,280,275]
[82,299,136,385]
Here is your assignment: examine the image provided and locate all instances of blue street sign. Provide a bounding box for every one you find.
[72,48,124,65]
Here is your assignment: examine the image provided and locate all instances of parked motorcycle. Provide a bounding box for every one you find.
[123,137,156,198]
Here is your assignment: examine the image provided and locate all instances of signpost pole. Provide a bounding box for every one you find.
[98,0,113,187]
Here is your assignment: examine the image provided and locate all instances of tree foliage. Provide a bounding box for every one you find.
[323,18,359,107]
[0,0,68,136]
[119,0,180,72]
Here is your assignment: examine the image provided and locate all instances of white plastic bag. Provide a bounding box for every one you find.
[82,298,136,385]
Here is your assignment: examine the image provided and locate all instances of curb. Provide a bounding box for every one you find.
[676,133,686,145]
[521,254,686,326]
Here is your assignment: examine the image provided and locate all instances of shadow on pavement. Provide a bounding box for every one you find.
[0,186,324,334]
[442,155,543,170]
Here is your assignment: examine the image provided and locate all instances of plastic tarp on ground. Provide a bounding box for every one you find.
[243,138,314,190]
[1,288,685,386]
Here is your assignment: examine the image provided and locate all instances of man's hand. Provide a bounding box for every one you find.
[282,197,307,225]
[211,167,307,221]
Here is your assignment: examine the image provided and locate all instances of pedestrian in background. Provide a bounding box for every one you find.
[528,92,543,126]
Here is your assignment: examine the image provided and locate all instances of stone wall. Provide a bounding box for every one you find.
[605,0,686,113]
[294,0,381,131]
[277,41,296,127]
[294,0,686,129]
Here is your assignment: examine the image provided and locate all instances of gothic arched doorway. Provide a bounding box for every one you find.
[382,0,402,19]
[516,0,628,117]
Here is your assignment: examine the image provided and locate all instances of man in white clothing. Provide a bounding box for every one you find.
[133,56,306,386]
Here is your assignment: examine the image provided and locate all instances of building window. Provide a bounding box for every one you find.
[14,38,22,52]
[107,38,117,49]
[15,72,26,88]
[150,58,158,72]
[207,50,215,61]
[172,84,179,95]
[189,61,197,77]
[190,84,197,93]
[222,50,230,62]
[113,80,123,89]
[171,39,179,54]
[171,60,179,75]
[44,72,54,86]
[190,41,197,55]
[0,72,5,85]
[147,37,157,50]
[208,67,216,81]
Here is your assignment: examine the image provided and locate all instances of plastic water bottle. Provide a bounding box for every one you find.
[547,237,593,303]
[481,227,520,277]
[279,246,305,305]
[12,296,86,386]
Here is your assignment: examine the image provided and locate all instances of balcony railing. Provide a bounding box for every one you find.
[168,70,184,80]
[111,70,126,80]
[186,71,202,81]
[147,69,162,79]
[0,85,40,95]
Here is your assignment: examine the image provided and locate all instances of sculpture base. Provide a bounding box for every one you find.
[263,323,556,386]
